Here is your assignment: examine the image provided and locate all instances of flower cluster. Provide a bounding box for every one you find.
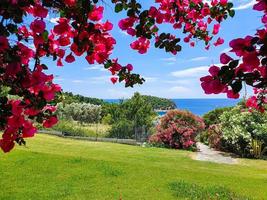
[0,0,145,153]
[149,110,205,150]
[201,0,267,111]
[115,0,234,54]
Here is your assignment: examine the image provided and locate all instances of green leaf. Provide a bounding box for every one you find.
[231,81,242,94]
[115,3,123,13]
[41,64,48,70]
[229,60,239,69]
[229,10,235,18]
[227,2,234,9]
[42,30,49,42]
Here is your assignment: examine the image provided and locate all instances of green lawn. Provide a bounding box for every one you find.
[1,134,267,200]
[51,120,110,137]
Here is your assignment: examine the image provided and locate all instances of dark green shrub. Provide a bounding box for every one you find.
[199,130,209,145]
[108,119,135,139]
[203,107,233,128]
[105,93,156,139]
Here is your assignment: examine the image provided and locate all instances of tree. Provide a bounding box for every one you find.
[107,92,156,139]
[122,92,156,129]
[0,0,264,152]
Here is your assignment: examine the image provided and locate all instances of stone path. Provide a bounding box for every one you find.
[194,143,238,164]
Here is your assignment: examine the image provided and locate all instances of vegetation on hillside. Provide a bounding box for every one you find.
[61,91,176,110]
[141,95,176,110]
[61,92,106,105]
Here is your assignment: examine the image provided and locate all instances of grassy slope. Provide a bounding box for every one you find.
[0,134,267,200]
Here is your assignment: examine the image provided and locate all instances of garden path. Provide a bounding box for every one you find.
[194,143,238,164]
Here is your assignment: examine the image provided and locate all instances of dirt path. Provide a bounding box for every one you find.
[194,143,238,164]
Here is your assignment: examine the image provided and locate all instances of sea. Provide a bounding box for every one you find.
[104,99,241,116]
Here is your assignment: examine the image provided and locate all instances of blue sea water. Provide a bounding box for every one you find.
[171,99,240,116]
[104,99,240,116]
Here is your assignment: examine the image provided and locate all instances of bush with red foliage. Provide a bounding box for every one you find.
[207,124,223,150]
[149,110,205,150]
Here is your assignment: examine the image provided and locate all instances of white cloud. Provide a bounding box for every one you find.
[49,17,59,24]
[190,56,209,62]
[221,47,232,53]
[168,86,190,93]
[107,89,132,99]
[171,66,210,78]
[84,64,107,71]
[161,57,177,62]
[54,78,64,82]
[166,62,176,65]
[72,80,84,83]
[233,0,256,10]
[119,30,128,36]
[88,75,111,84]
[143,76,158,83]
[163,79,192,85]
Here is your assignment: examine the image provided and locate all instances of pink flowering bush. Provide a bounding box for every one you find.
[149,110,205,150]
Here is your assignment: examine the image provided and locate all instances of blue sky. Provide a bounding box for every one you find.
[44,0,260,99]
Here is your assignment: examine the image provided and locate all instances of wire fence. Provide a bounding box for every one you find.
[38,130,145,146]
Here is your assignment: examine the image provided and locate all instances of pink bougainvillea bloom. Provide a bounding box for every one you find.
[220,0,228,6]
[64,0,76,7]
[0,36,9,52]
[212,23,220,35]
[126,64,133,71]
[53,18,71,35]
[118,17,135,30]
[227,90,240,99]
[43,116,58,128]
[32,4,48,18]
[253,0,267,11]
[130,37,150,54]
[57,49,65,58]
[22,121,37,138]
[88,6,104,21]
[214,37,224,46]
[220,53,233,64]
[0,139,15,153]
[200,75,225,94]
[190,42,195,47]
[65,53,75,63]
[242,52,260,72]
[110,77,118,84]
[30,19,46,34]
[57,58,64,67]
[102,20,113,31]
[209,65,220,76]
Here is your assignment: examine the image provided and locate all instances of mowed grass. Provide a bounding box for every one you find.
[0,134,267,200]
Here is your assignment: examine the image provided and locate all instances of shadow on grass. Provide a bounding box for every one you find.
[169,180,251,200]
